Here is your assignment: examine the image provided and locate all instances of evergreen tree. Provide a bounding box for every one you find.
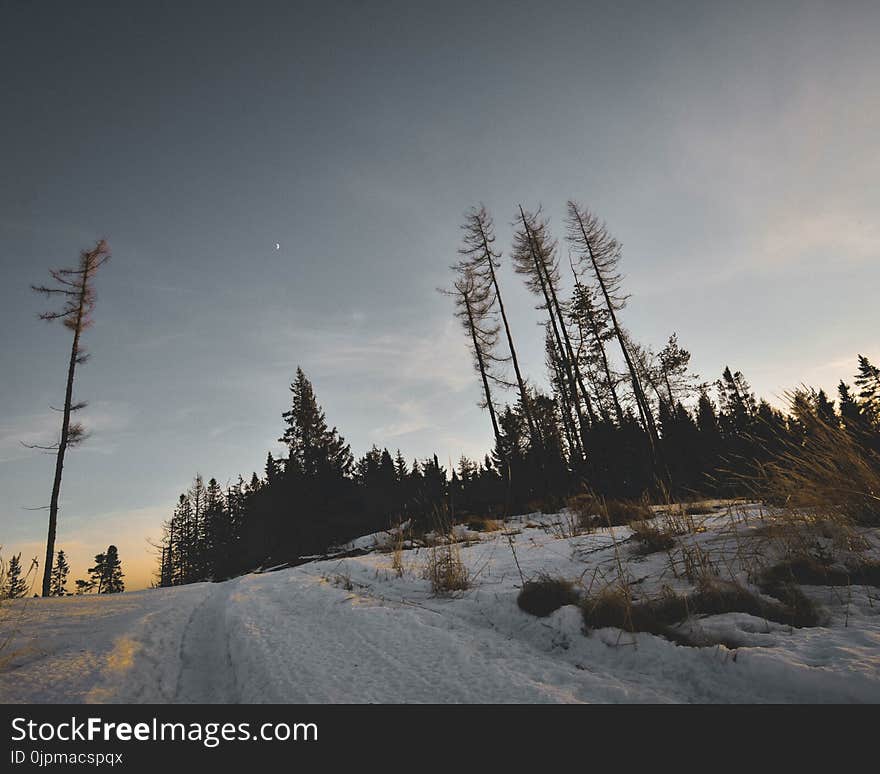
[280,367,353,480]
[74,578,96,594]
[855,354,880,424]
[49,548,70,596]
[565,201,661,470]
[4,553,29,599]
[88,545,125,594]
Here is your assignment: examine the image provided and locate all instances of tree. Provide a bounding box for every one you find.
[513,205,594,452]
[74,578,96,595]
[280,368,353,480]
[49,548,70,596]
[456,205,541,449]
[88,545,124,594]
[565,202,661,468]
[31,239,110,596]
[4,553,29,599]
[854,354,880,424]
[443,268,506,454]
[568,278,623,425]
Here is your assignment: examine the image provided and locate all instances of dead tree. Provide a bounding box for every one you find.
[568,255,625,425]
[456,205,541,450]
[442,268,507,456]
[513,206,595,459]
[31,239,110,597]
[564,201,663,468]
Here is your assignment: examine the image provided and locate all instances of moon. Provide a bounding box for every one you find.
[275,243,280,250]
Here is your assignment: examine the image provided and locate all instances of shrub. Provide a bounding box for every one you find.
[517,575,580,617]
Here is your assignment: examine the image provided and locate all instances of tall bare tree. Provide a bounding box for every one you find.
[513,206,596,457]
[456,205,541,450]
[31,239,110,596]
[443,268,507,454]
[565,201,663,466]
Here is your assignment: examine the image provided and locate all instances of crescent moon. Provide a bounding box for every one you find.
[275,243,280,250]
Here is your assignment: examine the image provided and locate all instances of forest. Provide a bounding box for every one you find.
[151,202,880,586]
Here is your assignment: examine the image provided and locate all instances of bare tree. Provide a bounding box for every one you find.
[565,201,663,466]
[443,268,507,455]
[456,205,541,450]
[513,206,596,458]
[31,239,110,596]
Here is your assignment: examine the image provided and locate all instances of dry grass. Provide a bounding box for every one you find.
[0,549,40,670]
[629,519,676,554]
[423,542,470,595]
[566,492,654,531]
[581,576,822,644]
[747,392,880,527]
[422,507,471,595]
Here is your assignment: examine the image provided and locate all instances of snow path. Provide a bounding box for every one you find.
[173,583,238,703]
[2,511,879,703]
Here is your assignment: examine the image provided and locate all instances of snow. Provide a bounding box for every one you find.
[1,505,879,703]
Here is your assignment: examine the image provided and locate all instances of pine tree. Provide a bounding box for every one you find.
[854,354,880,424]
[102,545,125,594]
[49,548,70,596]
[89,545,124,594]
[280,367,353,480]
[74,578,96,594]
[394,449,408,481]
[4,553,29,599]
[565,201,661,468]
[31,239,111,597]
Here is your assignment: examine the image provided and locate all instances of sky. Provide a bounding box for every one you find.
[1,0,878,590]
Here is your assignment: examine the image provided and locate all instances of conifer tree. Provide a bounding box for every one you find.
[49,548,70,596]
[457,205,540,449]
[88,545,124,594]
[513,206,594,445]
[444,269,506,453]
[565,201,661,465]
[4,553,29,599]
[31,239,111,597]
[854,354,880,424]
[280,368,353,480]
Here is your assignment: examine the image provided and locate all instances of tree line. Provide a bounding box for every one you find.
[152,201,880,585]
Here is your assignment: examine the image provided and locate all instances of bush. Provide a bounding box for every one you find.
[517,575,580,617]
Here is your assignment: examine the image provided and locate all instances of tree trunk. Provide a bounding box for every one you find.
[41,269,89,597]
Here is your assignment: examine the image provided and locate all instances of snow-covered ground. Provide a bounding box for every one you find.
[1,505,879,703]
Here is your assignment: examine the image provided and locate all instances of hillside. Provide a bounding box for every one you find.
[1,504,879,703]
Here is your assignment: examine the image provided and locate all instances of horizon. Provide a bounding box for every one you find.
[2,1,879,591]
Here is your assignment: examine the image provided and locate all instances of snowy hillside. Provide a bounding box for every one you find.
[1,504,879,703]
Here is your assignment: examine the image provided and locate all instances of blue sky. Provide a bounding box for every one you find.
[2,1,878,589]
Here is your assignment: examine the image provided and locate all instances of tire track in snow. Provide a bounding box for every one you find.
[174,583,239,703]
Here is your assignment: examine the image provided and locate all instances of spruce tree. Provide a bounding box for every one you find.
[280,367,353,480]
[49,548,70,596]
[4,553,29,599]
[89,545,124,594]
